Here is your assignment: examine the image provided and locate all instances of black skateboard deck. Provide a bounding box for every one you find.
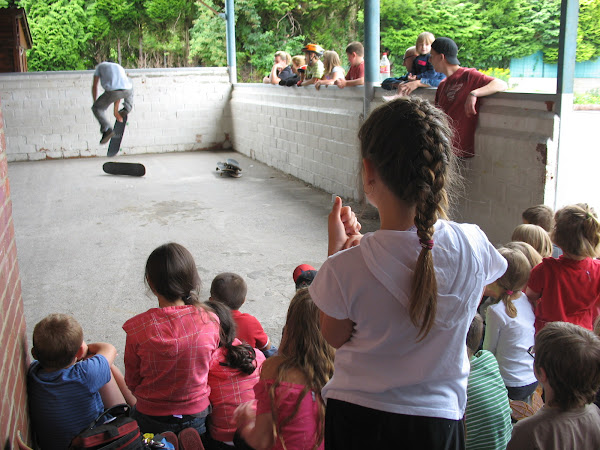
[216,158,242,177]
[103,162,145,177]
[107,113,128,157]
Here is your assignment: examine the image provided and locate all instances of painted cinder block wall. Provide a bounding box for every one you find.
[0,70,558,244]
[0,68,233,161]
[0,96,30,448]
[230,85,558,244]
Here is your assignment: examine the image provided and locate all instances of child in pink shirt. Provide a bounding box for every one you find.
[123,243,220,435]
[205,301,265,448]
[235,289,335,450]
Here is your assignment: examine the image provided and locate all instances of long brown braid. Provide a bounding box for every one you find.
[358,97,459,339]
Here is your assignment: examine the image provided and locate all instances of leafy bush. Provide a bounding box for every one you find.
[480,68,510,83]
[574,89,600,105]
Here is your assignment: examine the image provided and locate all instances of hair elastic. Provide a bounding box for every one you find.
[506,290,514,295]
[419,239,434,250]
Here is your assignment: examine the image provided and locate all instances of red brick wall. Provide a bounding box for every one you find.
[0,97,30,447]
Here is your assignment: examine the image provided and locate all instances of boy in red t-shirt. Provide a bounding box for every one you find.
[335,41,364,88]
[210,272,277,357]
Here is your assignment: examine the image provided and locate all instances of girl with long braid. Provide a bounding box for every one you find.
[123,242,220,435]
[308,97,507,449]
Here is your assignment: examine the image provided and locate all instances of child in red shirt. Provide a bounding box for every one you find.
[123,243,220,435]
[527,204,600,333]
[210,272,277,357]
[205,301,265,447]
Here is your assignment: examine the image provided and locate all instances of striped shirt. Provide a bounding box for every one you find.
[465,350,512,449]
[123,305,220,415]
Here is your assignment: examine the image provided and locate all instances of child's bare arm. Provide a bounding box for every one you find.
[320,311,353,349]
[86,342,117,366]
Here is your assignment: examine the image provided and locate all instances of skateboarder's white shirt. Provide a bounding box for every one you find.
[95,62,132,92]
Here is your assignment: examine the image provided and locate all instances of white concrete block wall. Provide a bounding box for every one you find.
[230,85,558,244]
[0,68,232,161]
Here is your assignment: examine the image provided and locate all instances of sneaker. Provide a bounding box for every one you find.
[118,109,129,119]
[100,129,115,144]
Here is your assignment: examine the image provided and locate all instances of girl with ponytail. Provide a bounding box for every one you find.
[483,246,538,400]
[527,203,600,333]
[123,242,220,435]
[308,97,507,449]
[205,301,265,449]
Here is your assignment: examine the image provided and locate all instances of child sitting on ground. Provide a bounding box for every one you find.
[465,314,513,449]
[334,41,364,88]
[300,44,325,86]
[507,322,600,449]
[204,301,265,449]
[522,205,562,258]
[315,50,345,90]
[483,247,538,401]
[527,204,600,333]
[28,313,131,450]
[511,224,552,258]
[235,288,335,449]
[210,272,277,358]
[123,242,220,435]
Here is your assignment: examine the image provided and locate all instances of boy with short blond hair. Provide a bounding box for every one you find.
[335,41,364,88]
[28,313,128,450]
[210,272,276,357]
[507,322,600,449]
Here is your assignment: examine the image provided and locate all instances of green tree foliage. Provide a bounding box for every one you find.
[12,0,600,76]
[21,0,91,71]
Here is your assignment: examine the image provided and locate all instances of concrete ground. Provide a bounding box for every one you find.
[7,150,377,369]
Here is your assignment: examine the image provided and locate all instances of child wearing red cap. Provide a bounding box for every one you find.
[293,264,318,290]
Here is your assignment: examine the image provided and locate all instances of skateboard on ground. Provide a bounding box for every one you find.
[216,158,242,178]
[103,162,145,177]
[107,112,128,157]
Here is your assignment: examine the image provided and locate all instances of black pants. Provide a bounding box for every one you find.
[325,399,465,450]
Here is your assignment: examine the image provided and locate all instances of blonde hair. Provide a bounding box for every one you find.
[503,241,542,268]
[291,55,305,68]
[511,224,553,258]
[495,247,531,318]
[322,50,343,76]
[358,97,460,340]
[270,289,335,449]
[552,204,600,258]
[417,32,435,46]
[274,51,291,65]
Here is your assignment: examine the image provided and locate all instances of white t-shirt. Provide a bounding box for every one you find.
[94,62,132,91]
[483,292,536,387]
[309,220,507,420]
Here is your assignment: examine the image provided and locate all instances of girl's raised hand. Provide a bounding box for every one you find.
[328,197,362,256]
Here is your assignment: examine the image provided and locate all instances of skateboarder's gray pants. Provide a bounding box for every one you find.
[92,88,134,132]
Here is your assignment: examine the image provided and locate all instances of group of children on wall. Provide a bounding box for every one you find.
[262,31,446,92]
[28,96,600,450]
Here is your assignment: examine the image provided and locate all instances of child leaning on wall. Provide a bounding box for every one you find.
[315,50,345,90]
[335,41,364,88]
[300,44,325,87]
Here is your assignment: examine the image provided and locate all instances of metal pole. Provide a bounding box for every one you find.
[554,0,579,208]
[363,0,380,119]
[224,0,237,84]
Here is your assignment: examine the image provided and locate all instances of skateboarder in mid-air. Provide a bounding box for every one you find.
[91,61,133,144]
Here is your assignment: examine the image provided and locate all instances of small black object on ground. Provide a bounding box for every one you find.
[103,162,146,177]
